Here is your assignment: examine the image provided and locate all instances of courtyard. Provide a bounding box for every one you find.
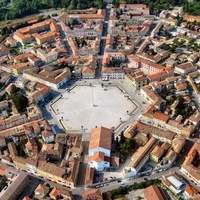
[51,84,137,132]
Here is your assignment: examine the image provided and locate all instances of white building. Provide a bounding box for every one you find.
[41,129,55,143]
[37,48,58,64]
[101,68,125,79]
[175,62,197,76]
[88,126,112,171]
[23,68,71,90]
[124,137,157,177]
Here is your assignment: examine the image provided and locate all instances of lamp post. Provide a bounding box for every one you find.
[92,87,95,107]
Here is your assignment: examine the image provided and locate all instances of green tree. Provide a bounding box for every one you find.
[10,85,20,95]
[0,176,7,192]
[120,137,137,158]
[10,93,28,112]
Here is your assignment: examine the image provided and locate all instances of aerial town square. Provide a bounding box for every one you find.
[1,0,200,199]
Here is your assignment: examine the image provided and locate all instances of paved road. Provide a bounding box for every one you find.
[72,166,180,196]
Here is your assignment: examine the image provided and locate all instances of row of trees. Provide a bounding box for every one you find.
[110,179,161,199]
[0,0,199,21]
[183,0,200,16]
[113,0,185,14]
[0,0,105,21]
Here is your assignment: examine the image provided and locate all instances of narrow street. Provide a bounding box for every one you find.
[96,5,111,78]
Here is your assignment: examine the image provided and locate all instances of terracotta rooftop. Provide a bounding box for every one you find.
[49,187,72,199]
[85,166,94,185]
[185,186,198,196]
[89,126,112,150]
[153,112,170,123]
[144,185,167,200]
[35,184,49,195]
[88,151,105,162]
[82,189,103,200]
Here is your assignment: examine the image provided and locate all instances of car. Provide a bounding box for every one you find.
[117,180,122,183]
[104,183,109,186]
[99,184,104,187]
[144,178,148,181]
[142,101,146,104]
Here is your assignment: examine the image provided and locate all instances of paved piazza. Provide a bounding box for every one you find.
[51,84,137,131]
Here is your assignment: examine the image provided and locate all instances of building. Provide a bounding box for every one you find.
[8,142,18,157]
[25,138,38,157]
[124,137,157,177]
[125,70,148,90]
[139,79,199,138]
[49,187,73,200]
[0,137,6,149]
[35,184,49,198]
[143,185,168,200]
[0,167,29,200]
[10,62,33,75]
[187,70,200,99]
[181,141,200,186]
[162,172,185,194]
[82,66,95,79]
[37,48,58,63]
[88,126,112,171]
[13,19,60,45]
[23,67,71,90]
[150,142,170,163]
[184,186,198,199]
[37,158,79,187]
[0,100,9,111]
[175,62,196,76]
[6,37,17,47]
[60,21,102,38]
[183,13,200,22]
[125,120,175,144]
[59,9,106,23]
[13,156,38,173]
[85,166,95,187]
[101,67,125,79]
[41,128,55,143]
[0,44,10,56]
[82,189,103,200]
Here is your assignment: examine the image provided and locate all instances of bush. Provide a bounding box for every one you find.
[110,186,128,199]
[51,13,58,17]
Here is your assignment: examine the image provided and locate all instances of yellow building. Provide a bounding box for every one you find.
[13,31,32,45]
[150,143,170,163]
[82,66,95,79]
[12,157,27,171]
[37,161,65,183]
[10,62,32,75]
[37,158,79,187]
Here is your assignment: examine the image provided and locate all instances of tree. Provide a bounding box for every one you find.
[120,131,125,143]
[68,0,76,10]
[149,2,154,14]
[0,176,7,192]
[10,93,28,112]
[10,85,20,95]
